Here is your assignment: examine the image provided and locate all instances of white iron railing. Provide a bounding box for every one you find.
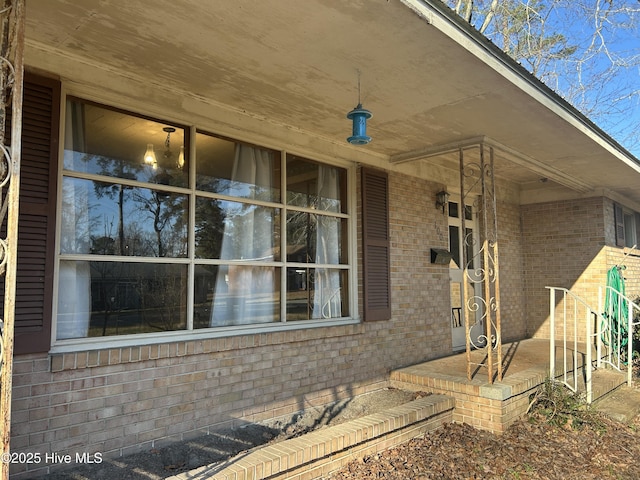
[598,285,640,387]
[548,285,640,404]
[547,287,599,403]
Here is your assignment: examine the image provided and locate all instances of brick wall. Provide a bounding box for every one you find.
[11,168,473,477]
[387,171,453,361]
[496,200,527,342]
[520,197,640,340]
[602,197,640,302]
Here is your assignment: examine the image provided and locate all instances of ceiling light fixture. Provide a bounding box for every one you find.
[143,126,184,171]
[162,127,177,168]
[144,144,157,169]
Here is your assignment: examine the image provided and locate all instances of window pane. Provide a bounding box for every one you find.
[57,261,187,339]
[286,268,347,320]
[64,100,188,187]
[448,201,459,218]
[465,205,473,221]
[60,177,188,257]
[195,198,280,261]
[194,264,280,327]
[286,212,347,264]
[449,225,460,268]
[464,228,474,269]
[286,155,346,213]
[194,197,225,259]
[624,213,636,248]
[195,133,280,202]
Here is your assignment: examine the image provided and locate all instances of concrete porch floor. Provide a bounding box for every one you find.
[395,337,626,381]
[390,338,630,433]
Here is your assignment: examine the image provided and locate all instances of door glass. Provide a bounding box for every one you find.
[464,227,474,270]
[464,205,473,221]
[448,201,459,219]
[449,225,460,268]
[450,283,462,328]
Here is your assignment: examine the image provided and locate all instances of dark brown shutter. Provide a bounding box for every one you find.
[5,73,60,354]
[361,167,391,321]
[614,203,625,247]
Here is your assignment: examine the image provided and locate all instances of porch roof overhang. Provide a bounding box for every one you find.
[24,0,640,205]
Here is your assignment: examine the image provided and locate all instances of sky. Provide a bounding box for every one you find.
[445,0,640,158]
[548,1,640,158]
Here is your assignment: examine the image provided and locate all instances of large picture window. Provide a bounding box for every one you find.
[56,98,351,341]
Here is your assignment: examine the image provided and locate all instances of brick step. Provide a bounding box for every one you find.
[168,393,455,480]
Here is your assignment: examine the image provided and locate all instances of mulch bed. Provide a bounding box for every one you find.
[327,414,640,479]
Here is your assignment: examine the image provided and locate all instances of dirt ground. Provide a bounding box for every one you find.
[40,386,640,480]
[41,388,420,480]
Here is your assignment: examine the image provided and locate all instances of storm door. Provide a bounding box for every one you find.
[448,196,484,351]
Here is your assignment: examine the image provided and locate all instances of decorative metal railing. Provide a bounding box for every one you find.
[547,285,639,404]
[0,0,24,476]
[547,286,598,402]
[459,144,502,383]
[598,285,640,387]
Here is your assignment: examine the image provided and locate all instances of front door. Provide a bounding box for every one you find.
[448,196,484,351]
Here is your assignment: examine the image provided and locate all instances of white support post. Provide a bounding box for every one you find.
[586,306,593,404]
[549,287,555,379]
[597,287,603,369]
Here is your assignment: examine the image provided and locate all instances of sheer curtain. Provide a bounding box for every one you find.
[312,165,342,319]
[56,101,91,339]
[210,144,275,326]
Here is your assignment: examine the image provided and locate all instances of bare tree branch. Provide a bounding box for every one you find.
[441,0,640,153]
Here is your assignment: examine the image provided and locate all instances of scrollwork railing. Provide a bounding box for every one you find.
[459,144,502,383]
[0,0,24,475]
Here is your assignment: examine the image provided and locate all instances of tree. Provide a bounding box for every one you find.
[442,0,640,155]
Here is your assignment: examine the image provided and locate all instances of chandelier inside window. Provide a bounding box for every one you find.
[143,127,184,170]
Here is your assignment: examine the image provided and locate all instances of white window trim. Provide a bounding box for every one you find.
[50,94,360,352]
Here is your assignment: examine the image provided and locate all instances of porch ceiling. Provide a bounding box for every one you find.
[24,0,640,203]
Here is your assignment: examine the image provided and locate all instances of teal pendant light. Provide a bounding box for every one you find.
[346,71,372,145]
[347,104,372,145]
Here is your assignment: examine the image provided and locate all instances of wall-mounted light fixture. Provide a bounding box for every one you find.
[436,190,450,213]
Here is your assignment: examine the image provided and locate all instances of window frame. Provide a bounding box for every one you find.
[50,94,359,353]
[614,201,640,249]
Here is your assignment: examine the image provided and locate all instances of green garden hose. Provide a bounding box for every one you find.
[602,265,628,361]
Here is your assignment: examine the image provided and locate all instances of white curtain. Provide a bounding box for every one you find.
[312,165,342,319]
[56,101,91,339]
[210,145,275,326]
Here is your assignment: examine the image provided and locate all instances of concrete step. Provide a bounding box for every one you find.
[594,385,640,423]
[557,367,627,402]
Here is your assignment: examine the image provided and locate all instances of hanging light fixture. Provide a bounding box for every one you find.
[162,127,176,167]
[144,144,157,169]
[178,146,185,169]
[143,126,184,171]
[346,71,372,145]
[347,104,372,145]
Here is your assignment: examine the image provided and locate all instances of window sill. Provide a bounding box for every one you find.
[49,318,362,372]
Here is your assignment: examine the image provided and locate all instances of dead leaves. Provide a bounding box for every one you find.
[328,416,640,479]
